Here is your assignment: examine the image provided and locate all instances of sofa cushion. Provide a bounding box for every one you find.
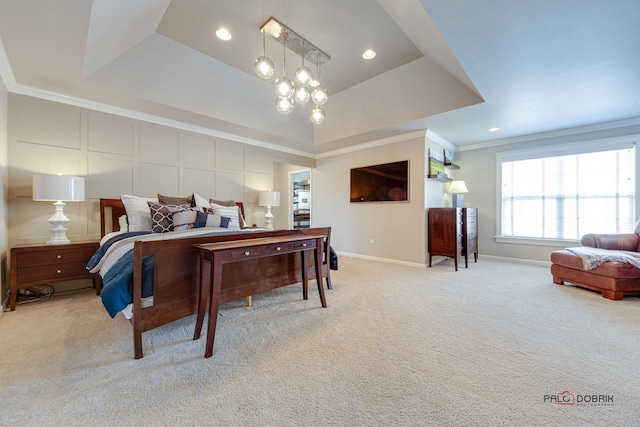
[580,233,639,251]
[551,249,640,279]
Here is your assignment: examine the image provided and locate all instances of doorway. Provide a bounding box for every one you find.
[291,170,311,229]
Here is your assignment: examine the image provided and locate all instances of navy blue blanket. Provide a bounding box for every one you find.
[101,248,155,318]
[91,230,254,318]
[88,232,153,318]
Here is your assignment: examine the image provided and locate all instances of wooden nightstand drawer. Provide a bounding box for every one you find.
[17,261,91,283]
[17,246,97,267]
[10,241,101,311]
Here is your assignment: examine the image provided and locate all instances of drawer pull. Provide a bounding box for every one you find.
[276,246,281,251]
[56,270,62,274]
[244,251,250,256]
[56,255,62,259]
[302,243,307,247]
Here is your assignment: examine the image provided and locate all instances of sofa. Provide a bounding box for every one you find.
[551,233,640,300]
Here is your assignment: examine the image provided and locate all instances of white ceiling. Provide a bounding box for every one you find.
[1,0,639,155]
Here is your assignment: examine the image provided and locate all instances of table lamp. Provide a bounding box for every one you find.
[258,190,280,230]
[32,174,85,244]
[448,180,468,208]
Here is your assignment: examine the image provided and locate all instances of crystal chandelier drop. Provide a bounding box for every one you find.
[255,17,331,124]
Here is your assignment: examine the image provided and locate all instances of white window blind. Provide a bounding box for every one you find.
[500,145,635,240]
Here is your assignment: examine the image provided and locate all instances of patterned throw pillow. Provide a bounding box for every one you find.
[209,204,241,230]
[210,201,246,228]
[173,209,230,231]
[148,202,190,233]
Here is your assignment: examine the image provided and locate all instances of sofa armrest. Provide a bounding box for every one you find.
[580,233,639,251]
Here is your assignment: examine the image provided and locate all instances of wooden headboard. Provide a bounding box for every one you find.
[99,198,246,237]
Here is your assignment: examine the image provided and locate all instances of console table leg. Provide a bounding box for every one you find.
[301,251,308,300]
[315,242,327,308]
[204,255,223,358]
[194,256,208,341]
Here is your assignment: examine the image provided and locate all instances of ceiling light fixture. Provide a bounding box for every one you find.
[362,49,376,60]
[488,127,501,132]
[215,28,232,41]
[255,17,331,124]
[254,31,274,79]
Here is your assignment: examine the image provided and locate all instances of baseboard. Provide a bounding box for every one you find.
[474,254,552,267]
[336,251,426,269]
[336,252,551,269]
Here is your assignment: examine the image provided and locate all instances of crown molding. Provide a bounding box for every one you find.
[425,128,456,151]
[458,116,640,152]
[0,37,16,90]
[0,36,316,159]
[12,83,319,158]
[316,130,428,159]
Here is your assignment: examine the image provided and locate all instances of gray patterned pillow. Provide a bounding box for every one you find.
[148,202,190,233]
[173,209,230,231]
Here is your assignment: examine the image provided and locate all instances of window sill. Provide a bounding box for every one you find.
[495,236,580,247]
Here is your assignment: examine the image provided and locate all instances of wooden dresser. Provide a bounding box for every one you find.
[428,207,478,271]
[9,241,101,310]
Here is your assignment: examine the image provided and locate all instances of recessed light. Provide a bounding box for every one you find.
[215,28,232,41]
[488,127,501,132]
[362,49,376,60]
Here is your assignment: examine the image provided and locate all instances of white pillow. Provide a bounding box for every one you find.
[118,215,128,232]
[193,193,210,208]
[120,194,158,232]
[210,201,249,228]
[210,203,241,230]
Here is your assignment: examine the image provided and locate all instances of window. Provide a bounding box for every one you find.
[498,140,635,242]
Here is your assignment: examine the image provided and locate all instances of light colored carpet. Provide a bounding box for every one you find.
[1,256,639,426]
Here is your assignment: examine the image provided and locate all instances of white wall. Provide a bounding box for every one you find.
[459,124,640,262]
[0,71,8,310]
[313,136,432,265]
[7,94,314,247]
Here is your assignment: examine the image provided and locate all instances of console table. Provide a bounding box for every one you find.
[193,234,326,358]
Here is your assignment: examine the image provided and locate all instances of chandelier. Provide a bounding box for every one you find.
[255,17,331,124]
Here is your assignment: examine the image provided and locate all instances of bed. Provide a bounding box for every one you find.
[95,198,333,359]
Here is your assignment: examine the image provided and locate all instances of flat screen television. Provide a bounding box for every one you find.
[350,160,409,203]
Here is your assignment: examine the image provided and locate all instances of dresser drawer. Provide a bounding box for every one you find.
[17,261,92,283]
[17,245,97,267]
[222,239,316,262]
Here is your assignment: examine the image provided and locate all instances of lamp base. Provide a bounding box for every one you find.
[264,205,274,230]
[46,201,71,245]
[452,194,465,209]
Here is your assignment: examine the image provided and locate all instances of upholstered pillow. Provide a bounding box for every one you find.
[193,193,210,208]
[120,194,159,232]
[210,204,241,230]
[158,194,195,206]
[210,200,247,228]
[173,209,230,231]
[148,202,190,233]
[209,198,237,207]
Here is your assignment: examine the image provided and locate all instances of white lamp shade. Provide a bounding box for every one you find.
[259,190,280,207]
[33,174,85,201]
[448,180,469,194]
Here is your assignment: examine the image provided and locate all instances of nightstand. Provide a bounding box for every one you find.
[9,241,101,311]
